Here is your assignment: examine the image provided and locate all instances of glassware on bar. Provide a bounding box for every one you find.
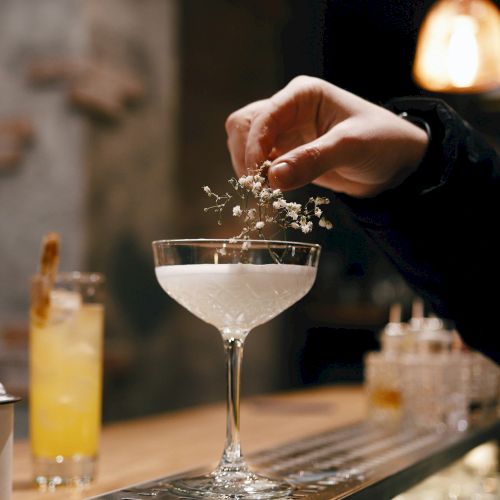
[401,351,469,432]
[380,303,413,354]
[463,351,500,424]
[364,301,473,433]
[365,304,409,425]
[29,272,105,488]
[411,316,453,356]
[151,239,321,499]
[365,351,404,425]
[402,308,468,431]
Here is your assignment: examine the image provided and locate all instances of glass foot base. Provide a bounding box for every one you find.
[163,470,293,499]
[32,455,96,489]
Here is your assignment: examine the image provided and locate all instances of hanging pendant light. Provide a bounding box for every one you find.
[413,0,500,93]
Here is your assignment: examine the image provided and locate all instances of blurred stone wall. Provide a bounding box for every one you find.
[0,0,87,325]
[0,0,296,427]
[0,0,181,424]
[81,0,182,420]
[0,0,89,407]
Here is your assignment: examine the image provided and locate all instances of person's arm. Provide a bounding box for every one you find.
[225,76,500,362]
[336,97,500,362]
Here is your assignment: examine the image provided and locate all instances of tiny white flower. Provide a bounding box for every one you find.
[259,188,272,201]
[315,196,330,206]
[218,246,227,256]
[242,240,251,251]
[246,209,256,220]
[239,176,253,189]
[203,161,333,243]
[287,202,302,213]
[301,221,313,234]
[319,217,333,230]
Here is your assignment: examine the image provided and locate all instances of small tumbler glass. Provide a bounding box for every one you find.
[463,351,500,424]
[365,351,404,426]
[402,352,469,433]
[29,272,105,488]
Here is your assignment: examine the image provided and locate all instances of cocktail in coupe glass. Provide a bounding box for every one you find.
[152,238,321,499]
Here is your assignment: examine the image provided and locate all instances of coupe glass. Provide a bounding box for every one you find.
[152,238,321,499]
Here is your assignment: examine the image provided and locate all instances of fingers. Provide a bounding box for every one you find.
[226,96,300,175]
[243,91,304,171]
[268,112,428,196]
[227,100,341,191]
[225,100,267,177]
[226,76,331,175]
[245,77,329,170]
[267,128,344,191]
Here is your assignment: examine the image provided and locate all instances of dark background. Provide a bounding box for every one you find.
[175,0,500,395]
[268,0,499,388]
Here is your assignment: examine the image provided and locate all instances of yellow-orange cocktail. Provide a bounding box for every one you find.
[29,272,104,488]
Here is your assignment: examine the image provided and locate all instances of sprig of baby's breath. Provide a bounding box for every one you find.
[202,160,333,242]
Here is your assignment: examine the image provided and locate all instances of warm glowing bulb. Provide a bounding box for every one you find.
[413,0,500,93]
[447,15,479,87]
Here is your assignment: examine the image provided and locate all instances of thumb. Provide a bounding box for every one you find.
[244,76,332,172]
[267,131,342,191]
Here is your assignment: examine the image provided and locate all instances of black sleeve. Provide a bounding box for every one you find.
[335,97,500,363]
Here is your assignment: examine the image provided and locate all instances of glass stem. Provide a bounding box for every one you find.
[218,334,248,472]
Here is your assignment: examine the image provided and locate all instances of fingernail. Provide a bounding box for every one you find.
[269,162,290,186]
[270,162,290,177]
[272,162,289,172]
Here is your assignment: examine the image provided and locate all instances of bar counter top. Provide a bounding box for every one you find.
[13,384,366,499]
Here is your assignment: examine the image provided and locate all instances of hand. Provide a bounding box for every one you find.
[225,76,429,198]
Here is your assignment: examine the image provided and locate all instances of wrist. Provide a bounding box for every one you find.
[398,112,432,141]
[381,113,430,193]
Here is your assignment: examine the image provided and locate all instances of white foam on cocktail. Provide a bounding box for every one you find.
[155,263,317,334]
